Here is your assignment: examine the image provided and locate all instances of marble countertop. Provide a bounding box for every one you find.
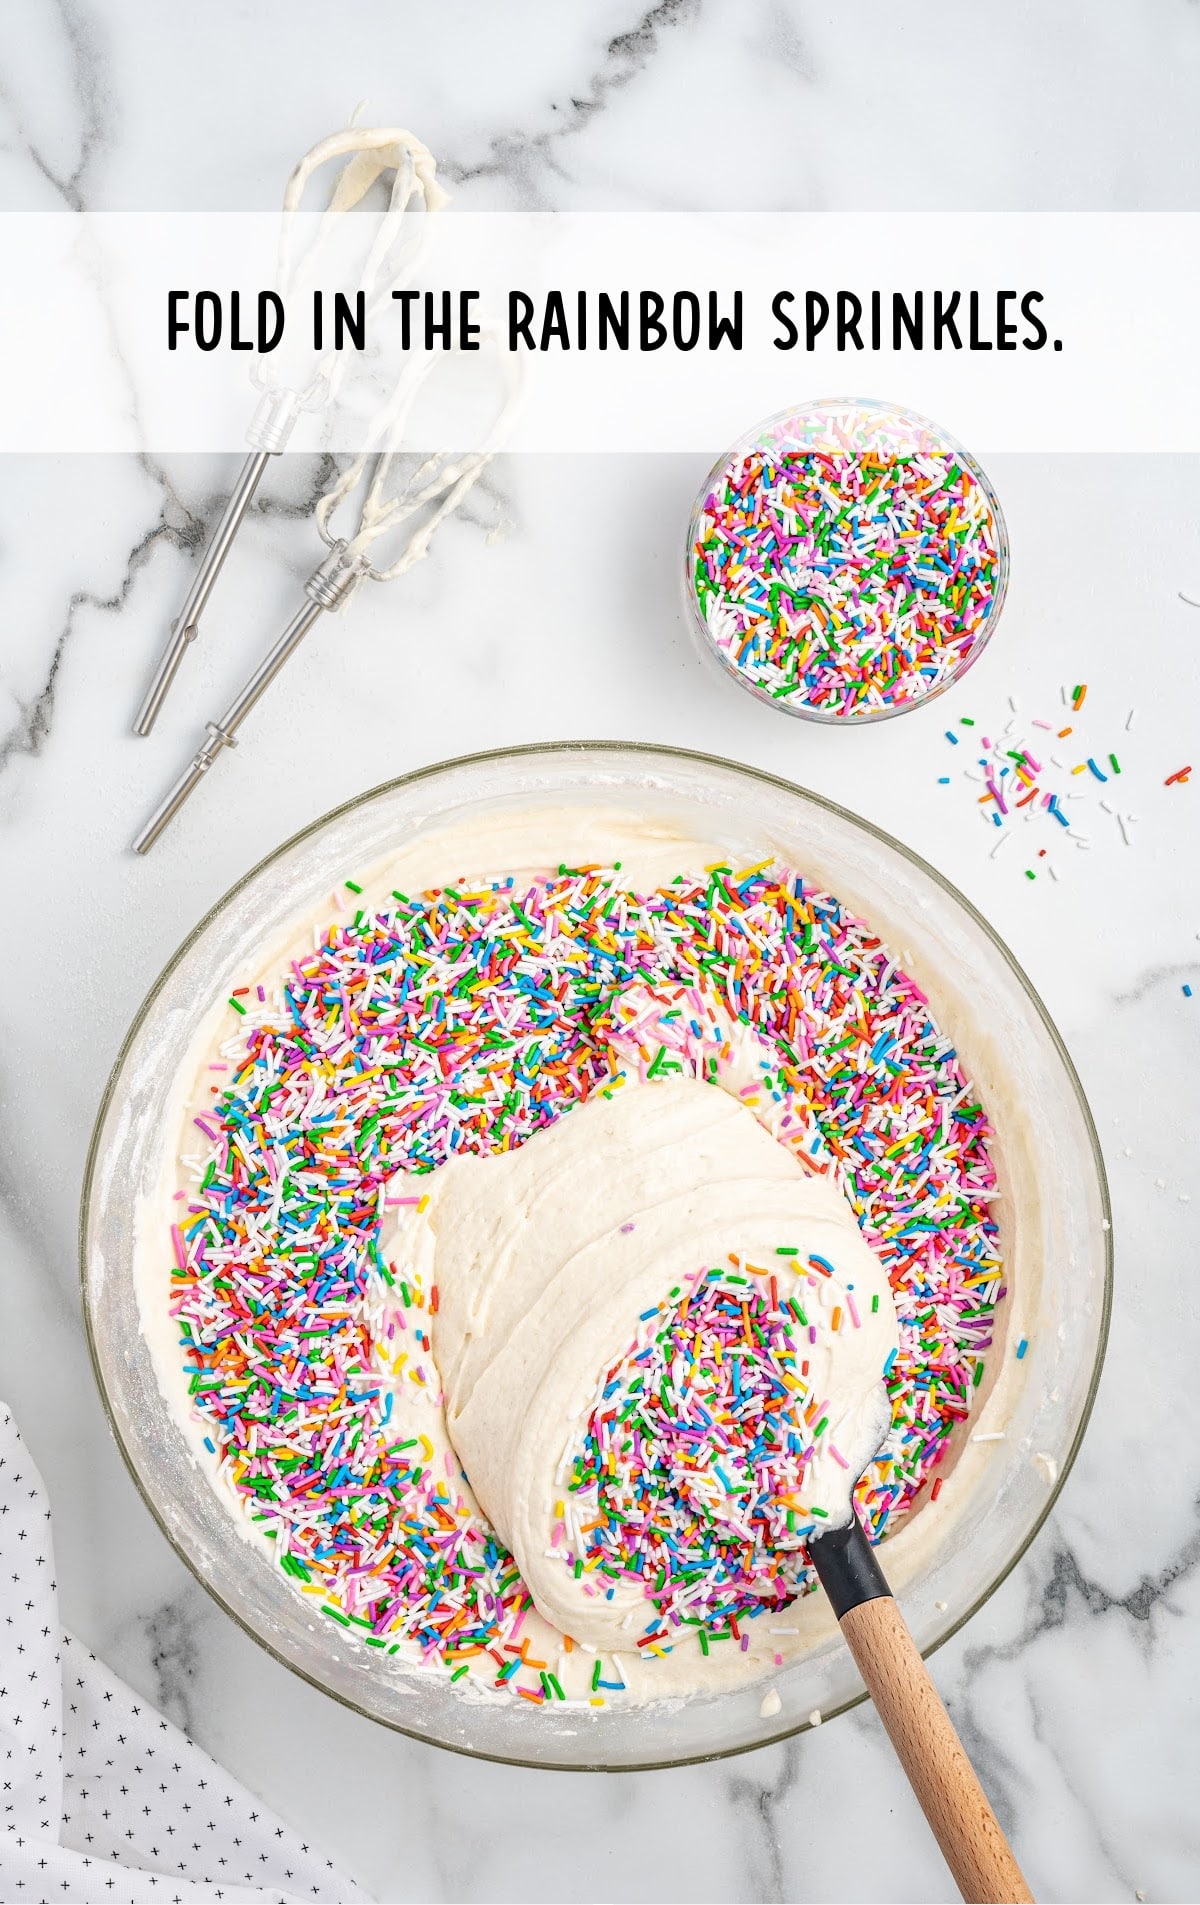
[2,5,1198,1901]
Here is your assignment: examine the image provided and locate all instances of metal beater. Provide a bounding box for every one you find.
[133,125,446,736]
[131,336,519,854]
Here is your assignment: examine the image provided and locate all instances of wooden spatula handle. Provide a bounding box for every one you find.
[839,1595,1033,1904]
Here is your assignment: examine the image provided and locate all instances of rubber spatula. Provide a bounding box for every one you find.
[809,1496,1034,1903]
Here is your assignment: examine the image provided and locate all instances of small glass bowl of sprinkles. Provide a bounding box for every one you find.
[685,397,1009,723]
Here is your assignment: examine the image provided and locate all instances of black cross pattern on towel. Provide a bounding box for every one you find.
[0,1403,365,1905]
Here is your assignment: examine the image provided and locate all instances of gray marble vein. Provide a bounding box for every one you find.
[726,1738,800,1904]
[0,0,109,212]
[973,1519,1200,1661]
[140,1595,202,1737]
[445,0,700,205]
[0,504,180,779]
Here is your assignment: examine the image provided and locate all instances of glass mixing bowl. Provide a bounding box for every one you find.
[81,743,1109,1770]
[684,398,1011,723]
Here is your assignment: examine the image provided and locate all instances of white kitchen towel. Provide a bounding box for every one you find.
[0,1402,366,1904]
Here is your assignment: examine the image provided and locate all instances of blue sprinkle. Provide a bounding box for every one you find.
[1016,1338,1028,1360]
[945,731,959,745]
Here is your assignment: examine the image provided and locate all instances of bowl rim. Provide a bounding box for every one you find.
[79,737,1112,1773]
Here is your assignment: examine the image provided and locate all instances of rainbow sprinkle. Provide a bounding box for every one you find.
[690,401,1004,719]
[557,1257,852,1646]
[940,685,1153,873]
[168,862,1003,1698]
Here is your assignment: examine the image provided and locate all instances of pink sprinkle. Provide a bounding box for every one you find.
[829,1444,849,1469]
[170,1224,187,1271]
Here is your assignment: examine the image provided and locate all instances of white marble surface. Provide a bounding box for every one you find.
[1,5,1199,1901]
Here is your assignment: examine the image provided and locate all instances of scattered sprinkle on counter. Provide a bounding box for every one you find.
[931,682,1193,879]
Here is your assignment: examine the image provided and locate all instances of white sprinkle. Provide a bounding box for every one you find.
[760,1688,782,1718]
[971,1431,1006,1442]
[808,1708,823,1727]
[1118,813,1133,846]
[1125,708,1136,730]
[1008,695,1020,713]
[1047,864,1060,881]
[989,831,1011,858]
